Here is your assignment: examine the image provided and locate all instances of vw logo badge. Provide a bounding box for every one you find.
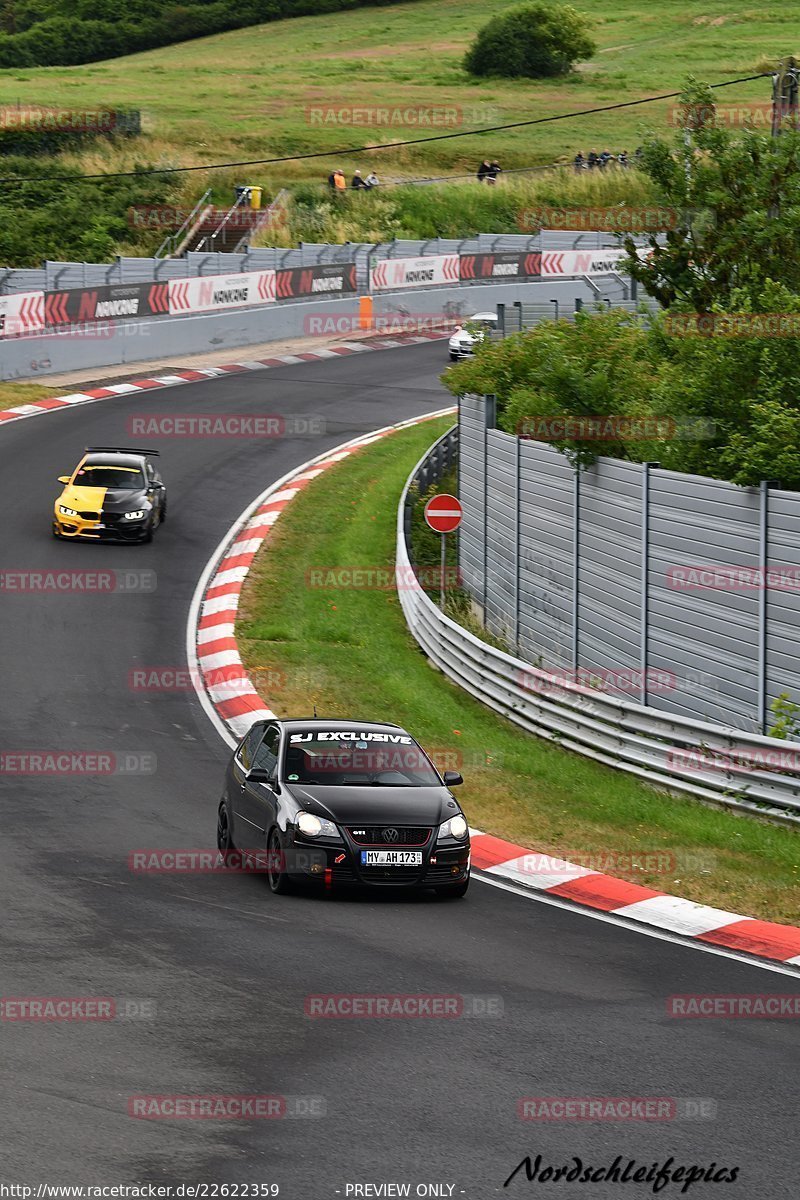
[382,827,399,843]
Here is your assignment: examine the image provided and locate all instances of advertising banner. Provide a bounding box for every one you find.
[275,263,357,299]
[0,291,45,338]
[459,252,541,281]
[169,271,276,315]
[44,283,169,327]
[370,255,460,291]
[540,248,629,277]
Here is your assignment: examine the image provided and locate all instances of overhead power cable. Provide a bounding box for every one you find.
[0,72,771,187]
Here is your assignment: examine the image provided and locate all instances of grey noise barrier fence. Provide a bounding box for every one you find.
[398,427,800,828]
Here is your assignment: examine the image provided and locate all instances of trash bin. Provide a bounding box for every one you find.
[250,186,262,210]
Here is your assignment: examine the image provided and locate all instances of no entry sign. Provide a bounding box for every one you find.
[424,494,463,534]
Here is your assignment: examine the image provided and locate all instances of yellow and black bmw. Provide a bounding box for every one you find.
[53,447,167,542]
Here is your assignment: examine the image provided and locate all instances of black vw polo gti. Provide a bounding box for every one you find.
[217,719,470,897]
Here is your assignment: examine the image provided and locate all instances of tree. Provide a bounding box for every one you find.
[622,78,800,311]
[464,3,595,80]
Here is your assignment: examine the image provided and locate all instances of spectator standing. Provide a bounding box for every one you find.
[365,171,379,188]
[599,150,612,169]
[351,170,369,190]
[486,160,502,185]
[587,150,598,169]
[618,150,629,168]
[477,159,491,183]
[573,151,584,171]
[333,168,346,192]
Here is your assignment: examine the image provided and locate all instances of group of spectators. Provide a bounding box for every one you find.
[477,159,502,184]
[573,148,642,171]
[327,168,380,191]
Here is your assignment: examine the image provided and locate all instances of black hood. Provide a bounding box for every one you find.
[101,487,150,513]
[282,783,455,826]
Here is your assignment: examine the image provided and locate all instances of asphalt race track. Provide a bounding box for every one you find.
[1,341,799,1197]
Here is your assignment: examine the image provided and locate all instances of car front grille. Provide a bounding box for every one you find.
[347,826,432,846]
[79,511,100,521]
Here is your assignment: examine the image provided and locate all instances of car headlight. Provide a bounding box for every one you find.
[123,510,146,520]
[58,505,78,517]
[296,811,341,839]
[438,815,468,841]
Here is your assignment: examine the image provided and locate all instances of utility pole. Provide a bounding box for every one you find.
[772,57,799,137]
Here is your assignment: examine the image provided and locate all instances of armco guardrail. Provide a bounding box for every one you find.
[398,431,800,827]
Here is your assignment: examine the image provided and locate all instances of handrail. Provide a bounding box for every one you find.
[155,187,212,259]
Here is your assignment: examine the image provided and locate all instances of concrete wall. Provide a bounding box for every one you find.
[0,278,607,382]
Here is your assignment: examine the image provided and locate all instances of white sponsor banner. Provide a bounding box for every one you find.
[541,248,629,277]
[169,271,276,315]
[0,290,45,338]
[370,254,460,291]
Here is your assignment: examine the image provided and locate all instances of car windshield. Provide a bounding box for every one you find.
[283,733,441,787]
[74,464,143,489]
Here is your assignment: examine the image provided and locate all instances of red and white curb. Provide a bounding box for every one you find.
[0,332,447,428]
[186,407,456,748]
[187,418,800,973]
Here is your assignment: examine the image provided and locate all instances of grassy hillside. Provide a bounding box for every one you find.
[0,0,795,256]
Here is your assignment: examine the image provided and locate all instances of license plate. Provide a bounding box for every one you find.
[360,850,422,867]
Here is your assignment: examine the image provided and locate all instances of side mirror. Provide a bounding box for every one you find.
[246,767,272,783]
[443,770,463,786]
[57,475,70,484]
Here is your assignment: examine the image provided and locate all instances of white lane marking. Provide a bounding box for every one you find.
[473,871,800,978]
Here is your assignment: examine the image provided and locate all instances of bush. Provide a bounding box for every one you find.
[0,0,423,66]
[464,2,595,79]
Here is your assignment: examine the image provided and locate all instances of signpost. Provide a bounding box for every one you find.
[424,493,463,609]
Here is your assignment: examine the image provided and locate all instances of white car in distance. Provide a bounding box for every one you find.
[448,312,498,361]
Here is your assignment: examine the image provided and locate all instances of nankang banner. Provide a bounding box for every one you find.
[169,271,276,314]
[370,255,460,291]
[540,248,629,276]
[44,283,169,326]
[459,252,541,280]
[276,263,357,299]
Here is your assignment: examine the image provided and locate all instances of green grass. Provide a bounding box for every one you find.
[237,416,800,924]
[0,382,61,411]
[0,0,793,205]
